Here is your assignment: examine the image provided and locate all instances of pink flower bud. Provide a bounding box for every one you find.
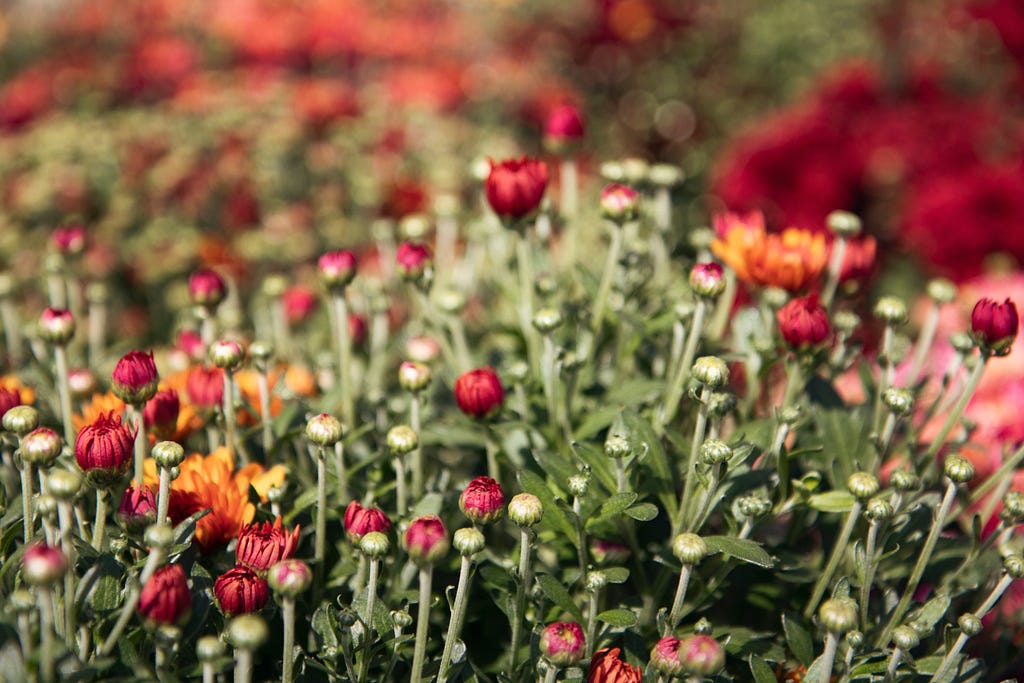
[318,250,357,291]
[188,269,227,309]
[267,559,312,598]
[459,476,505,525]
[117,484,157,533]
[599,184,640,224]
[349,313,367,348]
[404,515,449,566]
[38,307,75,345]
[22,543,67,586]
[396,241,432,281]
[590,538,630,566]
[398,361,431,392]
[139,564,191,626]
[235,517,300,572]
[454,367,504,419]
[543,104,585,153]
[67,368,98,399]
[111,349,159,405]
[20,427,62,467]
[777,293,830,349]
[214,566,269,617]
[344,501,392,543]
[406,335,441,363]
[539,621,585,667]
[51,224,87,256]
[144,388,181,440]
[971,297,1018,357]
[282,285,318,325]
[689,262,725,299]
[485,157,549,225]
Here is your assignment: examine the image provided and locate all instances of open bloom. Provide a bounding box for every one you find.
[588,647,642,683]
[711,210,827,292]
[139,564,191,625]
[485,157,549,224]
[214,565,269,616]
[235,517,300,572]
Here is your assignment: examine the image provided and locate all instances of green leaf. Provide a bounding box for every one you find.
[704,535,774,568]
[802,652,832,683]
[813,408,872,486]
[518,470,576,541]
[749,654,778,683]
[602,567,630,583]
[409,493,443,518]
[807,491,856,513]
[83,554,124,612]
[600,492,638,517]
[311,604,340,650]
[624,503,658,521]
[912,595,952,631]
[622,410,678,521]
[596,609,638,627]
[782,612,814,666]
[536,573,583,623]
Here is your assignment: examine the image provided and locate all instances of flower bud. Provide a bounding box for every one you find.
[111,350,160,404]
[568,475,589,498]
[485,157,549,226]
[406,335,441,363]
[117,484,157,533]
[891,625,919,651]
[532,308,564,334]
[22,543,67,586]
[847,472,879,501]
[454,367,504,419]
[318,250,357,292]
[144,389,181,440]
[508,493,544,527]
[700,439,731,466]
[970,297,1019,357]
[590,539,629,566]
[690,262,725,299]
[943,455,975,485]
[664,635,724,677]
[3,405,38,436]
[21,427,62,467]
[267,559,313,598]
[186,366,224,411]
[833,310,860,336]
[398,362,431,393]
[846,630,864,650]
[396,242,432,282]
[737,493,772,519]
[360,531,391,558]
[75,412,135,488]
[453,527,485,556]
[1002,491,1024,524]
[543,104,585,154]
[386,425,418,455]
[777,294,830,349]
[649,163,683,187]
[926,278,956,304]
[672,532,708,565]
[236,517,300,572]
[691,356,729,388]
[405,515,449,566]
[189,269,227,309]
[958,613,982,637]
[826,210,861,237]
[214,566,269,617]
[539,622,585,667]
[604,434,632,459]
[599,183,640,224]
[248,341,274,366]
[145,523,175,551]
[882,387,914,416]
[227,614,269,650]
[47,468,82,501]
[1002,554,1024,580]
[196,635,225,662]
[344,501,392,543]
[392,609,413,630]
[38,307,75,345]
[874,297,909,326]
[864,498,893,523]
[890,469,919,492]
[459,476,505,525]
[37,494,57,522]
[209,339,245,371]
[52,224,87,255]
[151,441,185,471]
[819,597,858,634]
[306,413,343,446]
[11,589,35,613]
[139,564,191,626]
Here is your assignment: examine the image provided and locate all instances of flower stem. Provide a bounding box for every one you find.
[92,490,108,550]
[819,632,839,683]
[157,466,171,524]
[859,520,881,630]
[615,457,627,495]
[510,528,532,670]
[543,666,558,683]
[99,546,164,656]
[931,574,1014,682]
[222,372,242,465]
[38,586,56,683]
[882,647,903,683]
[804,501,863,619]
[20,460,34,544]
[821,236,847,311]
[410,396,423,499]
[57,499,76,648]
[586,590,600,660]
[660,299,708,429]
[410,566,433,683]
[674,386,709,534]
[438,554,473,682]
[907,302,941,385]
[0,296,23,365]
[591,222,624,339]
[53,345,75,446]
[876,480,958,648]
[664,564,693,636]
[234,647,253,683]
[359,558,380,682]
[872,324,896,435]
[334,441,348,506]
[516,232,540,377]
[257,368,273,456]
[281,597,297,683]
[393,455,407,518]
[333,293,355,428]
[922,357,986,463]
[315,446,328,570]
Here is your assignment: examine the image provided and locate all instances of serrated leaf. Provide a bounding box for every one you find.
[624,503,658,521]
[808,491,856,513]
[782,612,814,666]
[596,609,637,627]
[537,573,583,623]
[750,654,777,683]
[704,535,774,568]
[602,567,630,583]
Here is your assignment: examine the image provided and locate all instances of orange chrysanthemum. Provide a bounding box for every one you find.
[144,446,286,552]
[711,210,827,292]
[0,376,35,405]
[234,365,317,426]
[74,392,126,431]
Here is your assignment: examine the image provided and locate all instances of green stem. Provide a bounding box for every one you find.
[53,345,75,446]
[872,325,896,435]
[57,500,76,648]
[923,357,986,463]
[615,457,627,495]
[38,587,56,683]
[359,557,380,683]
[931,574,1013,682]
[410,397,423,499]
[660,299,708,429]
[543,666,558,683]
[510,529,532,670]
[257,368,273,456]
[859,520,881,631]
[394,456,407,518]
[821,237,847,311]
[674,387,709,534]
[689,463,721,533]
[99,547,164,655]
[957,442,1024,517]
[875,481,958,648]
[664,564,693,636]
[315,446,328,572]
[804,501,863,619]
[234,647,253,683]
[410,566,433,683]
[281,597,297,683]
[156,467,171,524]
[21,461,34,544]
[907,303,940,385]
[223,372,242,465]
[882,648,903,683]
[586,590,600,659]
[591,223,624,338]
[820,632,839,683]
[129,404,147,485]
[515,232,540,377]
[438,554,473,682]
[542,335,558,431]
[334,441,348,506]
[707,270,737,342]
[333,294,355,428]
[92,490,108,551]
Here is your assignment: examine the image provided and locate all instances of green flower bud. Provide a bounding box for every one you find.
[453,527,485,556]
[882,387,914,416]
[1002,491,1024,524]
[705,392,737,418]
[47,468,82,501]
[568,475,589,498]
[826,210,862,237]
[386,425,418,455]
[534,273,558,300]
[874,297,908,326]
[700,439,731,466]
[506,361,529,384]
[604,434,632,459]
[586,571,607,593]
[144,523,175,551]
[864,498,893,523]
[532,308,564,334]
[3,405,39,436]
[196,635,225,662]
[926,278,957,305]
[848,472,880,501]
[833,310,861,336]
[890,469,919,492]
[10,589,35,613]
[359,531,391,559]
[436,289,466,315]
[248,341,274,365]
[943,455,975,485]
[692,356,729,388]
[672,533,708,566]
[1004,554,1024,580]
[694,617,713,635]
[21,428,62,467]
[228,614,269,650]
[508,493,544,527]
[819,598,858,634]
[153,441,185,470]
[391,609,413,630]
[648,163,684,188]
[950,332,975,355]
[846,630,863,650]
[736,494,771,519]
[891,625,919,651]
[306,413,343,446]
[958,614,982,638]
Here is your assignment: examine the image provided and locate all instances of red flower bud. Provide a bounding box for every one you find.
[0,386,22,422]
[650,636,686,677]
[971,297,1019,357]
[38,307,75,345]
[144,388,181,440]
[282,285,318,325]
[587,647,642,683]
[454,367,504,419]
[138,564,191,625]
[404,515,449,565]
[318,250,357,291]
[344,500,392,543]
[396,241,432,281]
[214,565,269,617]
[678,635,725,677]
[599,184,641,224]
[51,224,87,256]
[776,293,830,349]
[177,330,205,361]
[484,157,549,225]
[540,621,585,667]
[111,350,159,405]
[235,517,301,572]
[459,476,505,525]
[188,269,227,309]
[590,539,630,566]
[186,365,224,411]
[349,313,367,348]
[117,484,157,532]
[22,543,67,586]
[544,104,585,153]
[838,236,876,283]
[75,412,135,485]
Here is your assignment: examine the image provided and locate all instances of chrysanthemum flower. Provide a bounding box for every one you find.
[711,210,827,292]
